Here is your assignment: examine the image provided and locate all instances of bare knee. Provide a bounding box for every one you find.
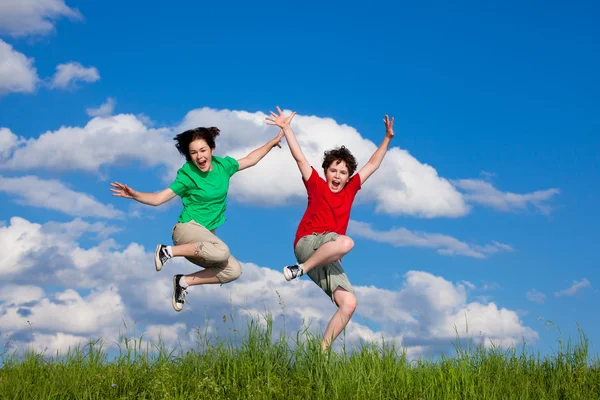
[336,235,354,254]
[218,258,242,284]
[335,291,357,317]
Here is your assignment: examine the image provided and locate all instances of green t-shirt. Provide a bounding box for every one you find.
[169,155,239,231]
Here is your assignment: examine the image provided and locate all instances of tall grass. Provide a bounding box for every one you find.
[0,315,598,399]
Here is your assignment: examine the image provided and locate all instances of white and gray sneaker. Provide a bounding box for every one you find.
[172,274,188,312]
[155,244,171,271]
[283,264,304,281]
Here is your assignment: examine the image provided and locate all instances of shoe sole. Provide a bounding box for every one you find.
[155,244,163,271]
[172,275,183,312]
[283,267,293,281]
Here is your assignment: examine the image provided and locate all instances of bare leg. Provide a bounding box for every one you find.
[321,288,357,351]
[301,236,354,273]
[183,268,221,286]
[171,243,198,257]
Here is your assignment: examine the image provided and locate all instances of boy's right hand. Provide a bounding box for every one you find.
[266,106,296,130]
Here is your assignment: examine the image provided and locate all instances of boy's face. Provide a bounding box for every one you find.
[325,160,350,193]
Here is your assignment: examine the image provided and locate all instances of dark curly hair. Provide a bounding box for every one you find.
[322,146,358,176]
[173,127,220,162]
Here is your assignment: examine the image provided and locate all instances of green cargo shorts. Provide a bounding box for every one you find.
[294,232,354,303]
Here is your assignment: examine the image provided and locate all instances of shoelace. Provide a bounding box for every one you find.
[178,288,189,305]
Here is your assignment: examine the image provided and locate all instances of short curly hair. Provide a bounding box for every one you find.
[322,146,358,176]
[173,127,220,163]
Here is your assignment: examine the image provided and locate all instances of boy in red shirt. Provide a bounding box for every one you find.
[266,106,395,351]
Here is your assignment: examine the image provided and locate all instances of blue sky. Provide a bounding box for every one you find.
[0,0,598,357]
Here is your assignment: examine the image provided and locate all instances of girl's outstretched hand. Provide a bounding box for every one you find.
[110,182,137,199]
[273,129,285,148]
[384,114,395,138]
[266,106,296,129]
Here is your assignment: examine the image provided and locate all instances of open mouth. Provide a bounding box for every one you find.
[198,160,207,169]
[332,180,341,189]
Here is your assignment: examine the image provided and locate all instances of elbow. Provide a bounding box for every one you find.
[367,161,380,171]
[246,156,258,168]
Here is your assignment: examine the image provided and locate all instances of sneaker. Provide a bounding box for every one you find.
[172,274,188,312]
[283,264,303,281]
[155,244,171,271]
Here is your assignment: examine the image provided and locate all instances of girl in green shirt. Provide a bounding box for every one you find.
[111,127,283,311]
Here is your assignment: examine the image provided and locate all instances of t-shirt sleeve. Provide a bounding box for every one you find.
[303,167,321,195]
[169,169,191,196]
[221,156,240,177]
[347,173,362,197]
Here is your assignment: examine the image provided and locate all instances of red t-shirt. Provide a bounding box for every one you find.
[294,167,362,247]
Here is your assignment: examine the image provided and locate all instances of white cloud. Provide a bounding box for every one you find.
[1,286,126,354]
[86,97,116,117]
[348,220,513,259]
[0,115,176,173]
[0,39,39,95]
[0,216,118,279]
[0,175,125,219]
[453,179,559,215]
[0,128,25,160]
[0,284,45,304]
[555,278,591,297]
[12,332,92,355]
[0,0,81,37]
[0,108,558,220]
[50,62,99,89]
[0,216,537,356]
[526,289,545,304]
[181,108,468,217]
[0,108,469,218]
[0,286,125,334]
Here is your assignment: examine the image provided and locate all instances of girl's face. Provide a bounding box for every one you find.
[325,160,350,193]
[189,138,215,172]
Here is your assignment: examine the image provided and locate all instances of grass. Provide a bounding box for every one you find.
[0,314,598,399]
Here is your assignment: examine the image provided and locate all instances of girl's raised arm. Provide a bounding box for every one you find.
[266,106,312,181]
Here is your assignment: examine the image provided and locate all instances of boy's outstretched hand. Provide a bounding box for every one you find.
[384,114,395,139]
[266,106,296,129]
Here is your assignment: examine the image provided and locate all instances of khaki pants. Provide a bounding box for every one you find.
[171,220,242,284]
[294,232,354,302]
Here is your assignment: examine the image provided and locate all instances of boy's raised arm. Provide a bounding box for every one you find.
[266,106,312,181]
[357,115,395,185]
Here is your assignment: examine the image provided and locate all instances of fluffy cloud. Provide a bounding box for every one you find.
[0,108,469,218]
[555,278,591,297]
[0,284,45,304]
[0,128,24,159]
[86,97,116,117]
[0,286,125,334]
[348,220,513,258]
[453,179,559,215]
[181,108,468,217]
[0,39,39,95]
[0,216,117,278]
[0,175,125,219]
[0,107,559,219]
[0,115,176,173]
[0,0,81,37]
[50,62,100,89]
[0,216,537,355]
[526,289,546,304]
